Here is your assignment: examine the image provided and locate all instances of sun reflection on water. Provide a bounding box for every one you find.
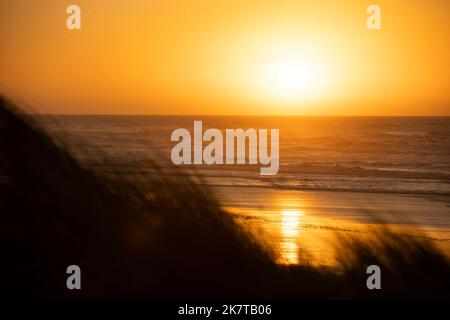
[279,210,303,265]
[226,195,336,266]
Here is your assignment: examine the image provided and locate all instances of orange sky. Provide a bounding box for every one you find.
[0,0,449,115]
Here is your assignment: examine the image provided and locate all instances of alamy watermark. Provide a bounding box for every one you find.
[171,121,279,175]
[65,4,382,31]
[366,265,381,290]
[66,265,81,290]
[66,5,81,30]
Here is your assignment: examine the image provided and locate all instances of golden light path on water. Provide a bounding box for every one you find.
[279,210,303,265]
[224,194,339,267]
[225,196,339,267]
[226,205,335,266]
[272,198,333,266]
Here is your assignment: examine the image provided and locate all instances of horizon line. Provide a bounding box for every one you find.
[31,113,450,117]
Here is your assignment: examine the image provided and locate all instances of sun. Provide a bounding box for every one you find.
[269,60,312,90]
[261,54,330,101]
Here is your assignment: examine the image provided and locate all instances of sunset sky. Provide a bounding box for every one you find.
[0,0,449,115]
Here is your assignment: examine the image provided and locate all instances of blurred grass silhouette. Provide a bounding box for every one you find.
[0,96,449,299]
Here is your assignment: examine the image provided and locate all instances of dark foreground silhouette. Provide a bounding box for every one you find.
[0,96,449,299]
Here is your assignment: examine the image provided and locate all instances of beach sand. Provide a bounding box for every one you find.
[214,186,450,266]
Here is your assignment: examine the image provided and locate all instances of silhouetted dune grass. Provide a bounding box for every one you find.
[334,228,450,299]
[0,96,449,299]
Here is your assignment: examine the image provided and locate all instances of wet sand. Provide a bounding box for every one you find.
[214,186,450,266]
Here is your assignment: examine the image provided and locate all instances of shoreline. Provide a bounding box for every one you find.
[212,185,450,231]
[201,182,450,204]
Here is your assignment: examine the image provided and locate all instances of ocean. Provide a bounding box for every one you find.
[40,116,450,196]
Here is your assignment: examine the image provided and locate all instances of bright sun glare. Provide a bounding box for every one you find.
[261,54,330,101]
